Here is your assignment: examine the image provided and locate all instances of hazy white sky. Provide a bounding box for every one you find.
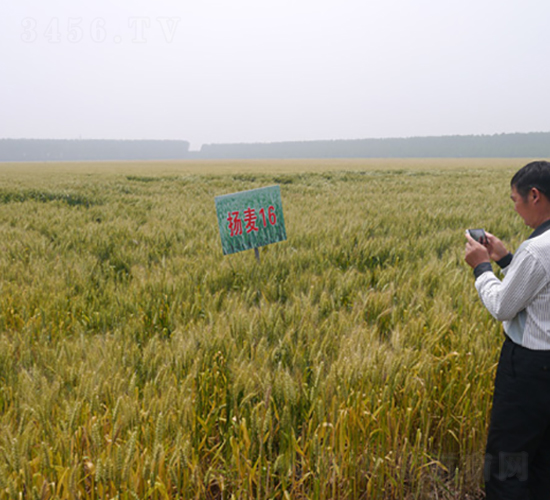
[1,0,549,149]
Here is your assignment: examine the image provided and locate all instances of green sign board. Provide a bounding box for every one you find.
[215,185,287,255]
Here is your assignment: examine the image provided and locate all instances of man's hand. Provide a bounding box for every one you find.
[484,232,509,262]
[465,232,491,269]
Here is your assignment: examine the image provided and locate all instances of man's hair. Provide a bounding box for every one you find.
[511,161,550,200]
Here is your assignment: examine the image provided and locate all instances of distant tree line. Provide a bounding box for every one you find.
[1,133,550,161]
[199,132,550,159]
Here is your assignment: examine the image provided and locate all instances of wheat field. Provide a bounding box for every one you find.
[0,159,532,499]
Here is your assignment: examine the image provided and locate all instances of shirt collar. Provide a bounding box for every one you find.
[529,218,550,239]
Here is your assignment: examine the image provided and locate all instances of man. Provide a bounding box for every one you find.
[465,160,550,499]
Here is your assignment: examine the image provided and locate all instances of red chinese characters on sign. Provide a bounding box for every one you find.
[227,211,243,237]
[228,206,277,237]
[244,208,259,233]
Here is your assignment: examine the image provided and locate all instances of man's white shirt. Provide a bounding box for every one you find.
[475,228,550,350]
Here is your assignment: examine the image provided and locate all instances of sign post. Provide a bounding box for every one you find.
[215,185,287,259]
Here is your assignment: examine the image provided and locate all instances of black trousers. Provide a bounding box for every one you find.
[485,338,550,499]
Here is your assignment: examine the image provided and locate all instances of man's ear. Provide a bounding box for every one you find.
[531,187,542,204]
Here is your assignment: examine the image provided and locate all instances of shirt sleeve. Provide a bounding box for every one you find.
[496,252,513,270]
[475,248,547,322]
